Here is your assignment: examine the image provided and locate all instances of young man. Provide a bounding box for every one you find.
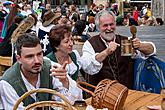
[0,33,82,109]
[81,10,156,89]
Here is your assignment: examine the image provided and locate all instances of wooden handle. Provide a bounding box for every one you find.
[130,25,137,39]
[13,88,73,110]
[77,81,96,96]
[25,101,68,110]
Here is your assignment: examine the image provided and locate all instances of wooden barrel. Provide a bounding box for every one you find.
[77,79,128,110]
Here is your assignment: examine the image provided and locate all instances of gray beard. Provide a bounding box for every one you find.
[100,32,115,42]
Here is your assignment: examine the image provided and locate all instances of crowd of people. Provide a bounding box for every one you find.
[116,4,164,26]
[0,1,158,109]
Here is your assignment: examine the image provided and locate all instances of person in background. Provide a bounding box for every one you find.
[110,3,119,16]
[86,3,98,19]
[58,15,71,26]
[38,2,45,10]
[140,14,149,26]
[68,5,80,24]
[0,33,82,109]
[126,12,138,26]
[3,1,12,14]
[21,4,29,16]
[87,3,98,16]
[47,24,82,81]
[156,17,164,26]
[38,10,61,55]
[61,1,67,16]
[41,4,51,20]
[21,4,35,17]
[146,16,156,26]
[1,4,24,40]
[0,3,7,39]
[105,2,111,12]
[87,16,96,32]
[140,4,148,17]
[133,6,139,23]
[72,20,89,42]
[37,3,45,20]
[81,10,156,88]
[98,4,104,11]
[116,15,124,26]
[147,6,151,17]
[0,16,24,57]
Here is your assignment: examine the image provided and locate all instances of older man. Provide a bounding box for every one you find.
[81,10,156,89]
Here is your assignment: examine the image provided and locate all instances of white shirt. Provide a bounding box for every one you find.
[143,7,148,15]
[0,62,82,110]
[81,36,156,75]
[66,50,81,75]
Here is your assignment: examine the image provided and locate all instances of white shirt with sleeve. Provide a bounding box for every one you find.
[66,50,81,76]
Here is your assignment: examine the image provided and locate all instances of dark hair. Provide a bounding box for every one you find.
[39,3,42,6]
[156,18,164,25]
[73,20,86,36]
[29,13,38,25]
[15,33,41,55]
[13,16,24,24]
[49,24,71,52]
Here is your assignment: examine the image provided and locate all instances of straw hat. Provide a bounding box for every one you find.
[42,11,61,27]
[11,16,35,43]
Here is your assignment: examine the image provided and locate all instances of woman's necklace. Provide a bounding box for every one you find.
[55,53,71,76]
[55,53,70,65]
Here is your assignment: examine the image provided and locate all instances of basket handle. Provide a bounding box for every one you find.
[77,81,96,96]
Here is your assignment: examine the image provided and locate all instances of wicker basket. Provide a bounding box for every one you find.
[77,79,128,110]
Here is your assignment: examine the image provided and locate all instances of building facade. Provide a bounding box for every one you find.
[151,0,165,21]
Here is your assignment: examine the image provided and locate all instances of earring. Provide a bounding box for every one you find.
[55,47,59,50]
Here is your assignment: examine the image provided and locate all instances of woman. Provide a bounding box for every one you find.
[68,5,80,24]
[47,24,81,81]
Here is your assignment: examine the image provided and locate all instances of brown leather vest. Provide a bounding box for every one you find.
[87,34,134,89]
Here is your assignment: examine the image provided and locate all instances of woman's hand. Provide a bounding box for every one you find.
[50,62,69,88]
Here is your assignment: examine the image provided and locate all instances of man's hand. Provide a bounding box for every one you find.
[50,62,69,88]
[95,41,120,63]
[106,41,120,55]
[132,38,141,49]
[132,38,155,55]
